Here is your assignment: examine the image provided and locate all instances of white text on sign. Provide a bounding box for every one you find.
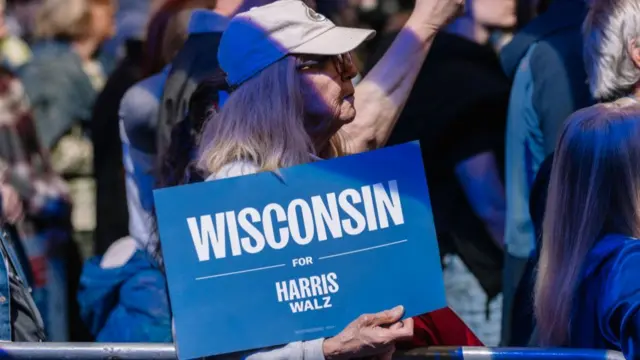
[187,181,405,261]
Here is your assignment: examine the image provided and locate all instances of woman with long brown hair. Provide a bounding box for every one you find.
[535,98,640,356]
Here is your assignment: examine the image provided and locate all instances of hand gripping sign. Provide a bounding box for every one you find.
[153,141,446,359]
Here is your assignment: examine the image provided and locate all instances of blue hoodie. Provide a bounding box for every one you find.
[77,250,172,342]
[570,234,640,358]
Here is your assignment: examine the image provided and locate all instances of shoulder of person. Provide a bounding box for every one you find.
[120,78,162,125]
[591,235,640,307]
[100,236,139,269]
[205,161,260,181]
[586,235,640,353]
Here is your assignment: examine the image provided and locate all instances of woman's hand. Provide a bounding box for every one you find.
[413,0,465,32]
[322,305,414,360]
[0,183,23,224]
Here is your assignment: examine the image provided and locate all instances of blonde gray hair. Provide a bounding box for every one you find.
[34,0,113,40]
[197,56,344,175]
[583,0,640,101]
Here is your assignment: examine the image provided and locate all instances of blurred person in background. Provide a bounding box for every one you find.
[93,0,193,258]
[0,69,71,342]
[526,0,640,345]
[101,0,153,61]
[3,0,40,42]
[0,182,46,342]
[0,0,31,72]
[115,0,216,255]
[534,99,640,358]
[582,0,640,103]
[77,1,216,342]
[499,0,592,346]
[91,28,148,257]
[92,0,217,258]
[365,0,514,345]
[16,0,116,341]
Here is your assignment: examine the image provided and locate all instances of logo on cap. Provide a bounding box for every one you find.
[306,7,327,22]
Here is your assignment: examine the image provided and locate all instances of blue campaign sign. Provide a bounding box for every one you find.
[153,141,446,359]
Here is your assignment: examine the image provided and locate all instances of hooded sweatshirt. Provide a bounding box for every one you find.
[77,242,171,342]
[569,234,640,358]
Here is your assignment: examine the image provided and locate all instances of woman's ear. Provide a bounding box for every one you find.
[630,39,640,70]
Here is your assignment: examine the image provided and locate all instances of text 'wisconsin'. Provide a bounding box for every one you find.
[187,180,405,261]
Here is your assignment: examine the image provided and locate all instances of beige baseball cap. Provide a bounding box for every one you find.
[218,0,376,87]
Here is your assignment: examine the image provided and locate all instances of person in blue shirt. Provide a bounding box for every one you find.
[534,98,640,358]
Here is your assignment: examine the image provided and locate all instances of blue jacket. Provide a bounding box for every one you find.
[18,40,98,149]
[572,235,640,358]
[0,227,40,341]
[501,0,594,260]
[77,250,172,342]
[499,0,594,346]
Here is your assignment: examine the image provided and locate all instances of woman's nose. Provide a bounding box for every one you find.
[343,60,359,80]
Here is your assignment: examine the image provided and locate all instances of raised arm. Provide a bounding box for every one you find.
[343,0,464,154]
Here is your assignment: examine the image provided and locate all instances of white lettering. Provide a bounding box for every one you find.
[311,193,343,241]
[361,186,378,231]
[290,301,304,313]
[323,296,332,308]
[338,189,366,235]
[238,208,265,254]
[288,199,314,245]
[186,181,406,260]
[263,203,289,250]
[373,181,405,228]
[276,281,288,302]
[187,214,226,261]
[278,273,339,313]
[225,211,242,256]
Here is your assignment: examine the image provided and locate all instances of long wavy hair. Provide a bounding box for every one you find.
[197,56,345,176]
[535,98,640,345]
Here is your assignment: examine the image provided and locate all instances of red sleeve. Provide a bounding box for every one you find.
[398,307,484,349]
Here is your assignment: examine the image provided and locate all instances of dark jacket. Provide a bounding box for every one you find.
[157,31,223,168]
[499,0,594,346]
[501,0,593,154]
[92,40,144,255]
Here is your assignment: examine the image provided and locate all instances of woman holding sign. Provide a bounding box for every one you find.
[196,0,468,358]
[80,0,482,355]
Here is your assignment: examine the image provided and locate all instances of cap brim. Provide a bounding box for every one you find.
[289,26,376,56]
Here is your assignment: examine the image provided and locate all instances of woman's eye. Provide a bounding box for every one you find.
[298,61,320,71]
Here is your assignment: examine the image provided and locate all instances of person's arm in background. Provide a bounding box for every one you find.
[530,41,594,155]
[0,75,71,222]
[455,152,506,248]
[0,182,23,225]
[343,0,464,153]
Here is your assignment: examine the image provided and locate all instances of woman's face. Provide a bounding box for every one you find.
[90,2,116,43]
[298,53,358,143]
[471,0,516,28]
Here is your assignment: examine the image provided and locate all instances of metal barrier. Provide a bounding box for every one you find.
[0,344,626,359]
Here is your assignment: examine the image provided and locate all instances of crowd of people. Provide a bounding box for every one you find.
[0,0,639,358]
